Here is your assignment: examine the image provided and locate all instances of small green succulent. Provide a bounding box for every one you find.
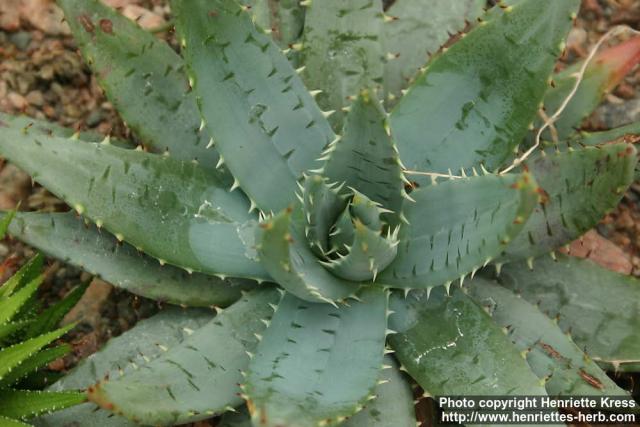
[0,0,639,426]
[0,214,86,427]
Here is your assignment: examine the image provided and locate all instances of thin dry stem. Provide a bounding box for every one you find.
[500,25,640,175]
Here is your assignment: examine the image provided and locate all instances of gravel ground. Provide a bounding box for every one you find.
[0,0,639,426]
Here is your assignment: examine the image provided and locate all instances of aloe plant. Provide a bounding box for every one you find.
[0,217,86,426]
[0,0,639,425]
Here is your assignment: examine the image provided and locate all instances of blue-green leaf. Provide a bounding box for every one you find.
[245,288,387,427]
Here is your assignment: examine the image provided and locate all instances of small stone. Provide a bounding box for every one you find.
[20,0,70,35]
[617,210,635,229]
[0,244,8,257]
[26,90,44,107]
[566,27,587,50]
[7,92,28,110]
[563,230,633,275]
[614,83,636,100]
[8,31,32,51]
[593,99,640,129]
[121,4,166,30]
[48,357,66,372]
[102,0,143,8]
[0,0,21,32]
[86,109,104,127]
[0,164,32,210]
[63,278,113,332]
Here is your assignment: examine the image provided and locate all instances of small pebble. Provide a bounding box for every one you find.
[86,109,104,127]
[7,92,27,110]
[8,31,31,51]
[26,90,44,107]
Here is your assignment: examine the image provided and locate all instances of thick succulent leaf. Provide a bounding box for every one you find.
[330,205,356,253]
[495,255,640,372]
[342,356,416,427]
[57,0,226,169]
[0,112,130,148]
[0,325,73,385]
[300,0,384,129]
[39,308,214,427]
[383,0,485,101]
[225,359,415,427]
[173,0,334,212]
[0,255,43,299]
[540,36,640,140]
[0,209,15,240]
[0,321,29,343]
[0,276,43,326]
[388,288,545,396]
[377,173,538,289]
[348,191,384,231]
[501,143,637,261]
[0,128,270,281]
[468,279,627,396]
[0,417,30,427]
[25,285,85,340]
[17,370,64,392]
[389,0,580,178]
[0,346,70,389]
[257,208,359,303]
[0,390,85,420]
[574,121,640,146]
[321,91,405,221]
[5,212,255,307]
[53,309,214,391]
[87,288,282,425]
[241,0,304,47]
[302,175,348,257]
[245,288,387,427]
[321,219,398,282]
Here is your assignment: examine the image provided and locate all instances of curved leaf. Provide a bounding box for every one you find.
[540,36,640,140]
[241,0,304,47]
[502,143,637,261]
[377,173,538,289]
[468,279,628,396]
[257,208,359,304]
[300,0,384,129]
[5,212,255,307]
[0,255,43,299]
[0,276,43,327]
[342,356,416,427]
[245,289,387,427]
[0,112,130,148]
[320,90,406,222]
[173,0,334,212]
[87,289,282,425]
[39,308,214,427]
[302,175,348,257]
[0,416,30,427]
[388,288,546,396]
[321,219,398,282]
[0,346,71,390]
[574,121,640,146]
[0,127,269,281]
[0,325,73,386]
[57,0,226,169]
[495,255,640,372]
[383,0,485,102]
[389,0,580,178]
[0,390,86,420]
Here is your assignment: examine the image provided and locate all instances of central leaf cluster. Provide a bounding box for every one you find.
[301,174,399,282]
